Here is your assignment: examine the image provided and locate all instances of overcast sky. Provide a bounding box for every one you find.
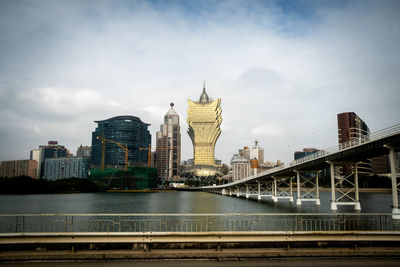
[0,0,399,165]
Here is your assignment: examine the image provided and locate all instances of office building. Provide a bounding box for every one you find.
[294,148,320,160]
[156,103,181,182]
[0,160,38,178]
[31,141,68,178]
[43,157,90,180]
[91,115,151,168]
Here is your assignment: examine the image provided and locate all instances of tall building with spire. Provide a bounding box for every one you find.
[187,83,222,169]
[156,103,181,183]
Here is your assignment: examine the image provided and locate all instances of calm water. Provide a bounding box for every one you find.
[0,191,394,214]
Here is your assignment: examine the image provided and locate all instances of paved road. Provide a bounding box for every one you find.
[2,259,400,267]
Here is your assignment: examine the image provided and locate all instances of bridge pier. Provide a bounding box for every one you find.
[257,181,261,200]
[271,176,293,203]
[236,186,240,198]
[246,184,250,199]
[294,170,320,206]
[327,161,361,211]
[385,145,400,219]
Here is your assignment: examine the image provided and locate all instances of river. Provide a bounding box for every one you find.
[0,191,394,214]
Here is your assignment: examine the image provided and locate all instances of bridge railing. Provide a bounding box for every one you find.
[1,213,400,233]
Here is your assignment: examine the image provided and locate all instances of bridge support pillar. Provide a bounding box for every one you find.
[327,161,361,211]
[272,177,278,202]
[385,145,400,219]
[295,170,321,206]
[246,184,250,199]
[236,186,240,198]
[229,188,232,196]
[257,181,261,200]
[221,188,229,196]
[296,171,301,206]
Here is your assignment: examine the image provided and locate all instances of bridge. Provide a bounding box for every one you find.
[202,124,400,217]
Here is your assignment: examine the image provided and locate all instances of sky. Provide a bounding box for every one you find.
[0,0,399,165]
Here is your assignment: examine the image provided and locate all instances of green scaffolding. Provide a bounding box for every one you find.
[89,166,158,190]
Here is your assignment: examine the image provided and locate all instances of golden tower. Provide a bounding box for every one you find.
[187,84,222,166]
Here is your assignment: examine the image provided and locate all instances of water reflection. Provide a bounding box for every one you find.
[0,191,394,214]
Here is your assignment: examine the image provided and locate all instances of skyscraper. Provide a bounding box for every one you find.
[187,84,222,166]
[156,103,181,182]
[91,116,151,168]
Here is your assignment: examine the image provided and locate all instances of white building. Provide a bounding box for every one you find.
[156,103,181,182]
[230,154,250,182]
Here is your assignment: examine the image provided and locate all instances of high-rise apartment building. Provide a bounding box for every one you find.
[187,85,222,166]
[337,112,372,174]
[91,116,151,168]
[338,112,370,146]
[156,103,181,182]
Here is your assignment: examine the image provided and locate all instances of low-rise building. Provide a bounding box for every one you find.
[230,154,250,182]
[0,160,38,178]
[44,157,90,180]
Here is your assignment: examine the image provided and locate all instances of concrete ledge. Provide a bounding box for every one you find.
[2,247,400,262]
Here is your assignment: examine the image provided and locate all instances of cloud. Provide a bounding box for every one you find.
[251,124,285,138]
[0,0,399,164]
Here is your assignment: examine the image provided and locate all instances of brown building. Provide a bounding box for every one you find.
[337,112,372,174]
[338,112,370,145]
[0,160,38,178]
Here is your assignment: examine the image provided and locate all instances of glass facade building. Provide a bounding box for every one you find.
[91,116,151,168]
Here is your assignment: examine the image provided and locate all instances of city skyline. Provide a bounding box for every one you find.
[1,0,400,165]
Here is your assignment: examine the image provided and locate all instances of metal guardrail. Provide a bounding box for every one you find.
[1,213,400,233]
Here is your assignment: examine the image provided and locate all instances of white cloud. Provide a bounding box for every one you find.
[0,1,399,164]
[251,124,285,138]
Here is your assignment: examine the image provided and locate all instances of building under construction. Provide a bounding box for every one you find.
[89,166,157,190]
[90,116,151,168]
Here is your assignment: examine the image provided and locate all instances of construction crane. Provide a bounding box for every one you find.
[139,144,173,168]
[139,144,152,167]
[97,136,129,171]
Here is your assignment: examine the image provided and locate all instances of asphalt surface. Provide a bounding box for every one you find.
[1,259,400,267]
